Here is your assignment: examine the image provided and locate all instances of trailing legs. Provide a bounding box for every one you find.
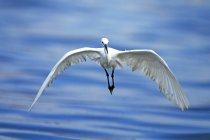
[104,68,115,94]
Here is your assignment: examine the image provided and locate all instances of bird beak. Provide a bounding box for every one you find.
[104,44,108,53]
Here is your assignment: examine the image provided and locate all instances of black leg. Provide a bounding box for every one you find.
[104,68,110,87]
[108,68,115,94]
[104,68,115,94]
[111,68,115,89]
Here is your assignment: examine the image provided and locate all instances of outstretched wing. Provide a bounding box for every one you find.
[29,47,102,111]
[116,50,189,110]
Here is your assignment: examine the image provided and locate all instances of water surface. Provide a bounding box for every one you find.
[0,0,210,139]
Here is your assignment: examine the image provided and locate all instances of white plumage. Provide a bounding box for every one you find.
[29,38,189,111]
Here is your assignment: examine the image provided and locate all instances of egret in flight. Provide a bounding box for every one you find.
[29,38,189,111]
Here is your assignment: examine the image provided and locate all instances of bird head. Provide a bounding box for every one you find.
[101,38,109,53]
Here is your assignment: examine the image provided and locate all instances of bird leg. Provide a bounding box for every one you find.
[110,69,115,91]
[104,68,110,86]
[104,68,114,94]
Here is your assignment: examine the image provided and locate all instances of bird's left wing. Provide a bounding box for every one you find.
[29,47,102,111]
[115,50,189,110]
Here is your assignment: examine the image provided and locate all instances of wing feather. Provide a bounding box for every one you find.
[29,47,101,111]
[116,50,189,110]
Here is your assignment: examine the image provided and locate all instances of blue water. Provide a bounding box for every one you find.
[1,0,210,139]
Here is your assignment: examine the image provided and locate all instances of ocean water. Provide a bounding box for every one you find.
[0,0,210,139]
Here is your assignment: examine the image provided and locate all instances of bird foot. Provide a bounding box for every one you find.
[108,85,115,95]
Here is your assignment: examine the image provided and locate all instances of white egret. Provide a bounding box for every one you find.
[29,38,189,111]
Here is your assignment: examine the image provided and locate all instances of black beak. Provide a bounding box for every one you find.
[104,44,108,53]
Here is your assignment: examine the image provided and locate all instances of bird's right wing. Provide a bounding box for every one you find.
[116,50,189,110]
[29,47,102,111]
